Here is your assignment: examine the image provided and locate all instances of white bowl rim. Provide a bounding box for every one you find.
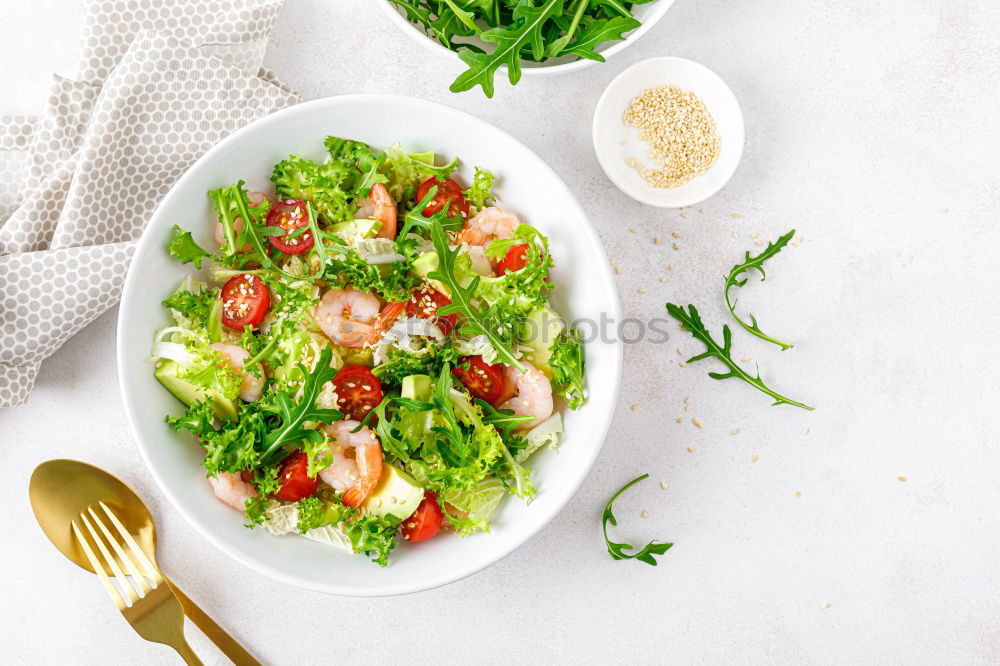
[376,0,676,78]
[116,94,623,596]
[592,56,746,208]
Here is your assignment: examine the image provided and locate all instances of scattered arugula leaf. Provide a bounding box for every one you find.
[724,229,796,351]
[666,303,814,411]
[603,474,673,566]
[167,225,212,268]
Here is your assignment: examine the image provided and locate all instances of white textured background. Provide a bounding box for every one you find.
[3,0,1000,663]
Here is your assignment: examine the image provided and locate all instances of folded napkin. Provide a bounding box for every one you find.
[0,0,301,407]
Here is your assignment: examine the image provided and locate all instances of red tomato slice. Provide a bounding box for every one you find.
[402,491,444,543]
[496,243,530,276]
[452,356,504,404]
[220,274,270,331]
[330,365,383,421]
[416,177,470,219]
[273,451,319,502]
[266,199,314,255]
[406,286,457,336]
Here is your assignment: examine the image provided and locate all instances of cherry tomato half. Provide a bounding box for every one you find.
[265,199,314,255]
[402,491,444,543]
[496,243,530,276]
[416,177,470,219]
[406,286,456,336]
[452,356,504,404]
[272,451,319,502]
[329,365,383,421]
[220,274,270,331]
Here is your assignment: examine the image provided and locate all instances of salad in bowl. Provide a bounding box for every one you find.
[153,135,586,567]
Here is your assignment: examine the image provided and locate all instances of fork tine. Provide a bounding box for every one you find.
[87,506,151,595]
[79,510,138,606]
[98,501,161,583]
[71,519,126,611]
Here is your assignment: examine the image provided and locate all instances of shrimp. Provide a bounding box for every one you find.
[356,183,397,240]
[213,190,266,250]
[498,361,553,430]
[208,471,258,511]
[209,342,265,402]
[313,288,382,348]
[456,207,521,246]
[319,420,384,508]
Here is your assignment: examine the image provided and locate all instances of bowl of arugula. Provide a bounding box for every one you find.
[379,0,677,97]
[117,95,623,595]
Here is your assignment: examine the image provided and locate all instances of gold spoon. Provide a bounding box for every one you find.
[29,459,262,666]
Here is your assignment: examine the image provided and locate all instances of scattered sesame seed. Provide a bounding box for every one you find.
[791,241,799,247]
[676,348,684,356]
[750,232,759,239]
[660,481,669,490]
[668,264,673,270]
[687,447,695,453]
[803,426,810,435]
[819,603,830,609]
[678,361,687,367]
[609,257,617,264]
[631,403,640,411]
[692,417,704,429]
[672,242,680,250]
[732,212,742,218]
[751,454,758,462]
[898,476,907,482]
[731,231,738,239]
[741,356,750,362]
[795,491,801,497]
[637,287,646,293]
[676,417,683,423]
[671,231,680,238]
[614,266,622,275]
[940,207,949,213]
[659,276,668,282]
[628,227,637,233]
[654,237,662,244]
[684,396,691,403]
[699,208,706,213]
[680,213,688,218]
[641,509,650,519]
[730,427,740,435]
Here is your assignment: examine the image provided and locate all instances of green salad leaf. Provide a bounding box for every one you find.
[724,229,796,351]
[167,225,212,268]
[666,303,813,411]
[603,474,673,566]
[549,328,586,409]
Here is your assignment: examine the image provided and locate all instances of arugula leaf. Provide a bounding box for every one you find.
[427,220,524,369]
[603,474,673,566]
[476,399,533,437]
[724,229,796,351]
[450,0,564,97]
[167,225,212,268]
[259,345,344,460]
[560,16,640,62]
[666,303,814,411]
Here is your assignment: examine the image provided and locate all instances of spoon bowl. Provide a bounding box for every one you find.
[29,459,158,575]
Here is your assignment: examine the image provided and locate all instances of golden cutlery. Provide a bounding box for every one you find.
[29,459,262,666]
[72,501,202,664]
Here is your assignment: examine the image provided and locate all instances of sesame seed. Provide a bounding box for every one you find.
[660,481,669,490]
[659,276,668,282]
[671,231,680,238]
[741,356,750,362]
[750,232,759,239]
[687,447,695,453]
[628,227,637,233]
[680,213,688,218]
[678,361,687,367]
[676,417,683,423]
[898,476,907,482]
[668,264,673,271]
[732,212,742,218]
[819,603,830,609]
[641,509,649,519]
[730,427,740,435]
[940,207,949,213]
[672,242,680,250]
[654,237,662,244]
[637,288,645,294]
[795,491,801,497]
[614,266,622,275]
[803,426,810,435]
[631,403,639,410]
[751,454,758,462]
[692,417,704,429]
[609,257,617,264]
[731,231,738,239]
[699,208,705,213]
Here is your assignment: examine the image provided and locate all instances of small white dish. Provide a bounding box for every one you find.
[378,0,676,78]
[593,57,745,208]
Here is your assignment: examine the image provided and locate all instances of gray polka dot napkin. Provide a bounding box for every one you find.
[0,0,300,407]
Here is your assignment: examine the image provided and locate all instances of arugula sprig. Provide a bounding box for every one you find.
[603,474,673,566]
[724,229,796,351]
[666,303,813,411]
[427,220,524,370]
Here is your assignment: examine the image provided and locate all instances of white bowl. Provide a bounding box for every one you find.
[593,56,745,208]
[378,0,676,78]
[117,95,623,596]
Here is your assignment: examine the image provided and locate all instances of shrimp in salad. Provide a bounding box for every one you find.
[209,342,265,402]
[208,471,258,511]
[356,183,397,240]
[314,288,382,348]
[319,420,384,508]
[498,361,553,430]
[456,207,521,246]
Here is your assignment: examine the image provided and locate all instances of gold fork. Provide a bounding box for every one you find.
[71,501,203,665]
